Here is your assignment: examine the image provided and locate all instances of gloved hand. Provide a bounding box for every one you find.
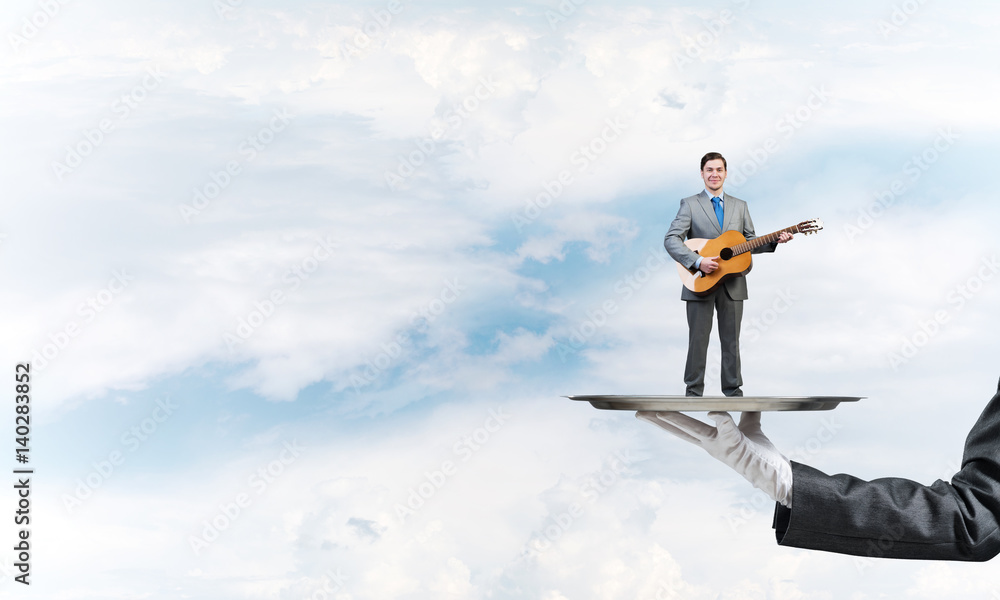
[636,411,793,507]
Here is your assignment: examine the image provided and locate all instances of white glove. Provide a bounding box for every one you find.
[636,411,793,507]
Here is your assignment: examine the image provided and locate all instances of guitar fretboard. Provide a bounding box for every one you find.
[730,225,803,256]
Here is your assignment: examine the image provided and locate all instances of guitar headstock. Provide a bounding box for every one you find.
[797,218,824,235]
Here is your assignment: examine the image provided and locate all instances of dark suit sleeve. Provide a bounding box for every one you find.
[773,382,1000,561]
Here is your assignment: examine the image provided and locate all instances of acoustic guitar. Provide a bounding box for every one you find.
[675,219,823,296]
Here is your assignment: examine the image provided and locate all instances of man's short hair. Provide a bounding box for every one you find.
[700,152,727,171]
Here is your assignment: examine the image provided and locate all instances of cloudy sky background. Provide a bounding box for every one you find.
[2,0,1000,598]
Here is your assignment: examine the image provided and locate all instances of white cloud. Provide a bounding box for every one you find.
[517,212,639,264]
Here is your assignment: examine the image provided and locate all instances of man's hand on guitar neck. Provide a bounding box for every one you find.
[778,232,793,244]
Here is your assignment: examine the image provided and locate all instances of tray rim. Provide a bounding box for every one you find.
[566,395,864,412]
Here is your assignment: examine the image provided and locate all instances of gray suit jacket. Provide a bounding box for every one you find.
[773,378,1000,561]
[663,191,776,301]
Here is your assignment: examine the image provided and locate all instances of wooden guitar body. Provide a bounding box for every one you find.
[675,230,753,296]
[672,219,823,296]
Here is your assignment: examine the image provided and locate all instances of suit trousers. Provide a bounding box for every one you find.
[684,288,743,397]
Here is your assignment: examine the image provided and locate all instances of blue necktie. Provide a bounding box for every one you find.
[711,196,724,229]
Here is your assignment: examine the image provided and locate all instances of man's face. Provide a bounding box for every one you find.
[701,159,726,194]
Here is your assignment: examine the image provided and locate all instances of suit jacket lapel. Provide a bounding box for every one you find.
[697,191,723,235]
[721,192,734,232]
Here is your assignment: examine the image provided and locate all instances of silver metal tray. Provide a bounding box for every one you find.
[567,395,863,412]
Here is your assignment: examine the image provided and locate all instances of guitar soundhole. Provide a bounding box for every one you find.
[719,247,733,260]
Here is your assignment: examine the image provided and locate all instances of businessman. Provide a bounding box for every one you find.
[636,377,1000,561]
[664,152,791,396]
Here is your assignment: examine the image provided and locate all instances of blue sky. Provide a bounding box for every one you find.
[2,0,1000,598]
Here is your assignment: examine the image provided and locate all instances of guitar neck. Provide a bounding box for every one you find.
[732,225,802,256]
